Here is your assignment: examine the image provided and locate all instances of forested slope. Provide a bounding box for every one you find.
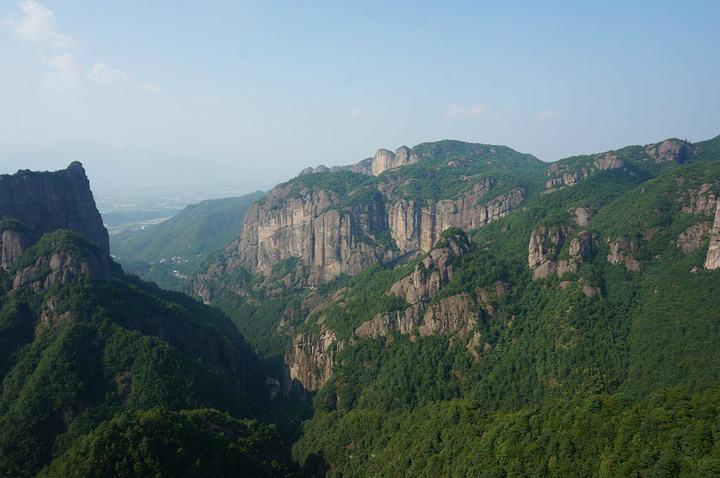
[111,190,265,290]
[0,165,294,477]
[189,135,720,476]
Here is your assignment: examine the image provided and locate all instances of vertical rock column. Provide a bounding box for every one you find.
[704,203,720,270]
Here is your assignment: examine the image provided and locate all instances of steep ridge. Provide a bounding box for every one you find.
[195,140,543,295]
[0,162,109,253]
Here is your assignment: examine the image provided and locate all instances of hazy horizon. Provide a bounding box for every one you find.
[2,1,719,190]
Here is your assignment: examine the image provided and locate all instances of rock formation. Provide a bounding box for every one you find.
[705,203,720,270]
[0,162,109,253]
[371,146,418,176]
[200,173,526,288]
[528,225,593,280]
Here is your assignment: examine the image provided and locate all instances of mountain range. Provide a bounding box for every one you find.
[2,135,720,476]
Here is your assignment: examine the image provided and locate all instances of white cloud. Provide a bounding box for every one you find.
[43,53,79,90]
[86,63,160,93]
[536,109,559,121]
[137,82,161,94]
[445,103,487,119]
[349,108,360,118]
[196,96,218,105]
[9,1,74,47]
[86,63,132,87]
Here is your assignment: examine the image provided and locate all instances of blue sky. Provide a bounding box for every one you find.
[2,1,719,188]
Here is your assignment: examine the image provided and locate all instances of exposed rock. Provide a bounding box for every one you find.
[678,222,711,253]
[1,228,35,269]
[607,237,628,265]
[371,146,418,176]
[12,247,112,291]
[389,231,470,305]
[645,140,690,163]
[529,226,592,280]
[388,183,525,254]
[544,153,624,194]
[705,202,720,270]
[284,328,342,398]
[528,224,569,279]
[571,207,592,226]
[593,154,624,170]
[582,286,601,297]
[210,184,390,285]
[0,162,109,253]
[200,175,525,289]
[356,231,475,339]
[607,237,642,271]
[419,292,479,336]
[679,183,717,216]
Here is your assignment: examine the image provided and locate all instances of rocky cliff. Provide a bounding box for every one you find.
[0,162,109,253]
[283,229,481,396]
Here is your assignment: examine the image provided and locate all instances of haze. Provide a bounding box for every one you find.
[1,1,719,193]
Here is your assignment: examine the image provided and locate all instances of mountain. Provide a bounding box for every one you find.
[189,135,720,476]
[0,164,294,477]
[110,190,265,290]
[0,162,109,253]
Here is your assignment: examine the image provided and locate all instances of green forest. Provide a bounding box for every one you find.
[2,136,720,476]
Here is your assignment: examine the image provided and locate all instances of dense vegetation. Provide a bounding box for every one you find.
[206,136,720,476]
[0,227,296,477]
[6,136,720,476]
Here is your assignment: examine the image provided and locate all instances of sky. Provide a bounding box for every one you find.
[1,0,720,191]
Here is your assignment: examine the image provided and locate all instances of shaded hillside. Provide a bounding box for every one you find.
[111,190,265,290]
[0,165,292,477]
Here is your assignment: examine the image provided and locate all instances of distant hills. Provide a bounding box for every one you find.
[110,191,265,289]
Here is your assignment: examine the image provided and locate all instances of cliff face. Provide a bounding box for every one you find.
[528,225,594,280]
[207,180,525,288]
[203,185,393,287]
[0,162,109,253]
[388,182,525,254]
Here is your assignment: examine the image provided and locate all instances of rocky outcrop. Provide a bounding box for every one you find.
[544,153,626,193]
[606,237,641,271]
[557,231,593,277]
[528,224,571,279]
[678,223,711,254]
[1,228,35,269]
[354,231,480,339]
[12,246,112,291]
[371,146,418,176]
[0,162,109,253]
[389,231,469,304]
[204,185,392,287]
[678,183,717,216]
[571,207,593,226]
[529,225,592,280]
[200,175,526,289]
[705,203,720,270]
[284,328,342,398]
[645,140,690,163]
